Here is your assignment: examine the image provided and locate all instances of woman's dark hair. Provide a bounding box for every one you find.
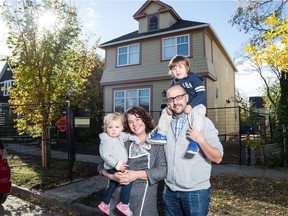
[123,106,154,134]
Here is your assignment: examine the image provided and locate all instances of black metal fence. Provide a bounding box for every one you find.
[0,103,77,182]
[0,103,285,181]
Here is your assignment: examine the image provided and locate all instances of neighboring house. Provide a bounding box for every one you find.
[0,61,14,126]
[0,61,13,105]
[249,96,268,133]
[99,0,238,134]
[249,96,266,114]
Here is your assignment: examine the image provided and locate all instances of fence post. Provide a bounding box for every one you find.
[238,106,242,166]
[284,124,287,166]
[66,101,75,182]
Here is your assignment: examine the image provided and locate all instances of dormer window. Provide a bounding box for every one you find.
[149,15,158,31]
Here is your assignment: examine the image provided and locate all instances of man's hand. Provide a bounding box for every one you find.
[187,127,204,145]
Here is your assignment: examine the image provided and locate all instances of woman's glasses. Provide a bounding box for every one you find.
[166,93,186,103]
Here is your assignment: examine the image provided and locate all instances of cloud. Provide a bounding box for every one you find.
[235,56,278,98]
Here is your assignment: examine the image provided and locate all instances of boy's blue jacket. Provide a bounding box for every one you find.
[171,72,207,108]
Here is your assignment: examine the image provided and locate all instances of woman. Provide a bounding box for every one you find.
[98,106,167,216]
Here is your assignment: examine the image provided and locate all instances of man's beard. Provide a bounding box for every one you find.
[172,104,185,116]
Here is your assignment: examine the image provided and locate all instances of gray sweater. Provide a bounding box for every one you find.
[101,141,167,216]
[164,116,223,191]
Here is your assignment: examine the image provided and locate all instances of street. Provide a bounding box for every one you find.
[0,195,66,216]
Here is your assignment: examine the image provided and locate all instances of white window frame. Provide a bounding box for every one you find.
[162,34,190,60]
[3,80,12,96]
[117,43,140,66]
[114,88,151,112]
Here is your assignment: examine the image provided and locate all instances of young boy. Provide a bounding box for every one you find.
[98,112,140,216]
[147,55,207,155]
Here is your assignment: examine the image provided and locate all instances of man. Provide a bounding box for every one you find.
[163,84,223,216]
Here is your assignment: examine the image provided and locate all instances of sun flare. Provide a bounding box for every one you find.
[38,11,57,31]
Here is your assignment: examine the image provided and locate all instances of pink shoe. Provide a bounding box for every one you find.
[116,202,133,216]
[98,201,110,215]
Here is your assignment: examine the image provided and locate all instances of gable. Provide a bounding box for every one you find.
[133,0,181,21]
[0,61,13,82]
[133,0,181,34]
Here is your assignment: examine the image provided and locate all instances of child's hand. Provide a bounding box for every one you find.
[166,106,173,115]
[116,161,128,172]
[119,163,128,173]
[184,105,192,114]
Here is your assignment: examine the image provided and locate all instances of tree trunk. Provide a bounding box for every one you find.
[42,125,51,168]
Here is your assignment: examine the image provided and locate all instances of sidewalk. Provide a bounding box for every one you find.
[8,143,288,216]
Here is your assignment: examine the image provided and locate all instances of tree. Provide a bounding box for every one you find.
[230,0,287,46]
[245,13,288,138]
[230,1,288,141]
[1,0,100,167]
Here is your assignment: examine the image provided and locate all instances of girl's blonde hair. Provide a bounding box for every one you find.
[168,55,190,77]
[103,112,124,132]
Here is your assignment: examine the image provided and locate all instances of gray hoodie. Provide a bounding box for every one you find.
[164,116,223,191]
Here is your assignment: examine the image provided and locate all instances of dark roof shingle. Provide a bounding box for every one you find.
[100,20,208,47]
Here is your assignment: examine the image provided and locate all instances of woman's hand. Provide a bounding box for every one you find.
[119,170,148,184]
[118,170,138,184]
[102,168,148,184]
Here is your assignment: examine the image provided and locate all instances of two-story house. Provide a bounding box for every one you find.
[99,0,237,134]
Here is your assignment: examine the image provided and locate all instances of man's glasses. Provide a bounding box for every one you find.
[166,93,186,103]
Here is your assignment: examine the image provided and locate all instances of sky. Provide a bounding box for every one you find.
[0,0,272,98]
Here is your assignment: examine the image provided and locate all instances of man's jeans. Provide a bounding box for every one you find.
[163,185,210,216]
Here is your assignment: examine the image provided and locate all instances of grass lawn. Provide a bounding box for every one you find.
[210,176,288,215]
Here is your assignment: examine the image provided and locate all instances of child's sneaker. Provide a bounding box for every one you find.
[116,202,133,216]
[146,133,167,145]
[98,201,110,215]
[186,140,200,154]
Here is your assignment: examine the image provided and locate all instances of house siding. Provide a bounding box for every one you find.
[192,31,204,59]
[206,38,237,136]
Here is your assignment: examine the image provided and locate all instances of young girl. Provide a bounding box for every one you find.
[147,55,207,155]
[98,112,141,216]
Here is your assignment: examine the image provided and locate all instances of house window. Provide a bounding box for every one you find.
[114,88,150,112]
[3,80,12,96]
[117,44,140,66]
[149,15,158,31]
[162,35,189,60]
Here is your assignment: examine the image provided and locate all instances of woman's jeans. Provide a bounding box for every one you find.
[163,185,210,216]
